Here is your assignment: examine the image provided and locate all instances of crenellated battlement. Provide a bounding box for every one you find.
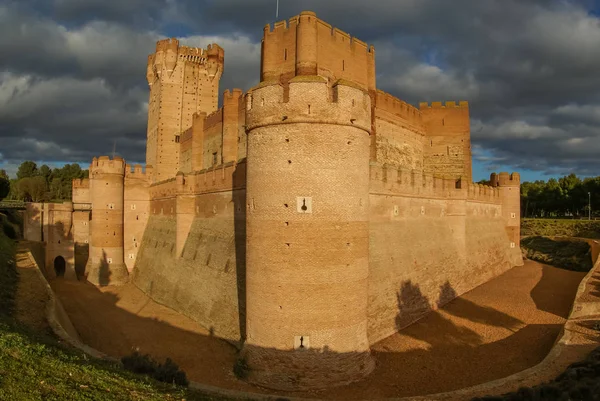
[223,88,244,101]
[246,77,371,133]
[72,178,89,189]
[419,101,469,109]
[264,12,374,55]
[369,164,464,199]
[467,183,501,203]
[375,90,424,132]
[156,38,179,52]
[490,172,521,187]
[368,163,502,204]
[90,156,126,175]
[125,164,153,181]
[261,11,375,92]
[149,161,245,202]
[205,108,223,129]
[147,39,223,85]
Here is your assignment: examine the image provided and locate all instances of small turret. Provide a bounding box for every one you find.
[146,55,156,86]
[86,156,129,286]
[491,171,523,266]
[206,44,224,78]
[163,38,179,75]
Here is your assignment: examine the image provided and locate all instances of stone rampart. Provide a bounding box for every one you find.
[375,91,424,132]
[132,162,247,343]
[367,163,513,343]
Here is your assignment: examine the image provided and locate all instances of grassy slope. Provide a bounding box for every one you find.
[522,219,600,239]
[521,236,593,272]
[0,225,232,401]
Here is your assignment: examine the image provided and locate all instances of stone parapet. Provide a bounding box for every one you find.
[246,78,371,133]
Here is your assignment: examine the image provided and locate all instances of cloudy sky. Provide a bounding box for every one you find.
[0,0,599,182]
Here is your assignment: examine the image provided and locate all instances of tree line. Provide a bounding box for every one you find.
[0,161,88,203]
[520,174,599,219]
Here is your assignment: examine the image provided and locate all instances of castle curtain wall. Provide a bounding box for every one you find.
[366,167,516,344]
[132,163,246,342]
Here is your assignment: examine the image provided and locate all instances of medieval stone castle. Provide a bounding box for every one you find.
[23,11,522,390]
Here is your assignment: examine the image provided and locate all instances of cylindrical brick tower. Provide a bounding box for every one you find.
[86,156,129,286]
[491,172,523,267]
[242,77,374,390]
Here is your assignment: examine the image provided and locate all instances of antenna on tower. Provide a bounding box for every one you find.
[275,0,279,19]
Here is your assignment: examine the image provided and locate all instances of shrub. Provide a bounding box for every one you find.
[233,357,249,379]
[2,220,17,240]
[0,224,17,318]
[521,219,600,239]
[121,351,189,386]
[521,236,593,272]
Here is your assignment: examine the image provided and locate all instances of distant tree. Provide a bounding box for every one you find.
[521,174,600,218]
[0,171,9,201]
[39,164,52,185]
[48,163,87,200]
[17,176,47,202]
[16,161,39,180]
[6,179,18,200]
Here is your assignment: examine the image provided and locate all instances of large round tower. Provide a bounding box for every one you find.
[86,156,129,286]
[242,77,374,389]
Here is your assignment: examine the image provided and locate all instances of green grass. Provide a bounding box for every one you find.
[0,225,235,401]
[0,214,17,317]
[521,236,593,272]
[522,218,600,239]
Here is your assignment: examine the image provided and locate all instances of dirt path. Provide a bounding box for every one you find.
[49,278,258,393]
[51,260,585,399]
[14,243,50,331]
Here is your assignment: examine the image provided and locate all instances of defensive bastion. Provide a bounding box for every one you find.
[21,10,523,391]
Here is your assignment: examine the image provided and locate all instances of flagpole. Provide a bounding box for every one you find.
[276,0,279,19]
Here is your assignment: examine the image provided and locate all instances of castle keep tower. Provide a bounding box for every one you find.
[420,101,472,182]
[242,13,376,389]
[260,11,376,93]
[86,156,129,285]
[146,39,224,182]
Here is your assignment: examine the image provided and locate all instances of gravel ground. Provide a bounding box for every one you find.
[50,260,585,400]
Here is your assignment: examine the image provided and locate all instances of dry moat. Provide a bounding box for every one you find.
[50,260,584,399]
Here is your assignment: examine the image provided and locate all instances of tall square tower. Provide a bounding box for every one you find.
[146,39,224,182]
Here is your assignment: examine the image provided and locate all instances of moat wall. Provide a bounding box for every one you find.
[132,187,245,343]
[366,168,516,343]
[131,166,518,347]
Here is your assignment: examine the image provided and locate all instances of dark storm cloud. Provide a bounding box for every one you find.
[0,0,599,179]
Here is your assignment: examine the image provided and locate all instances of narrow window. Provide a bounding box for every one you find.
[175,135,180,143]
[342,60,345,71]
[212,152,218,166]
[284,48,287,60]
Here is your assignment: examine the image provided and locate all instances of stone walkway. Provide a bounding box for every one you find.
[49,260,586,400]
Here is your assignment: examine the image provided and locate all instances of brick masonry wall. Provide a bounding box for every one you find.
[367,193,514,344]
[132,188,245,342]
